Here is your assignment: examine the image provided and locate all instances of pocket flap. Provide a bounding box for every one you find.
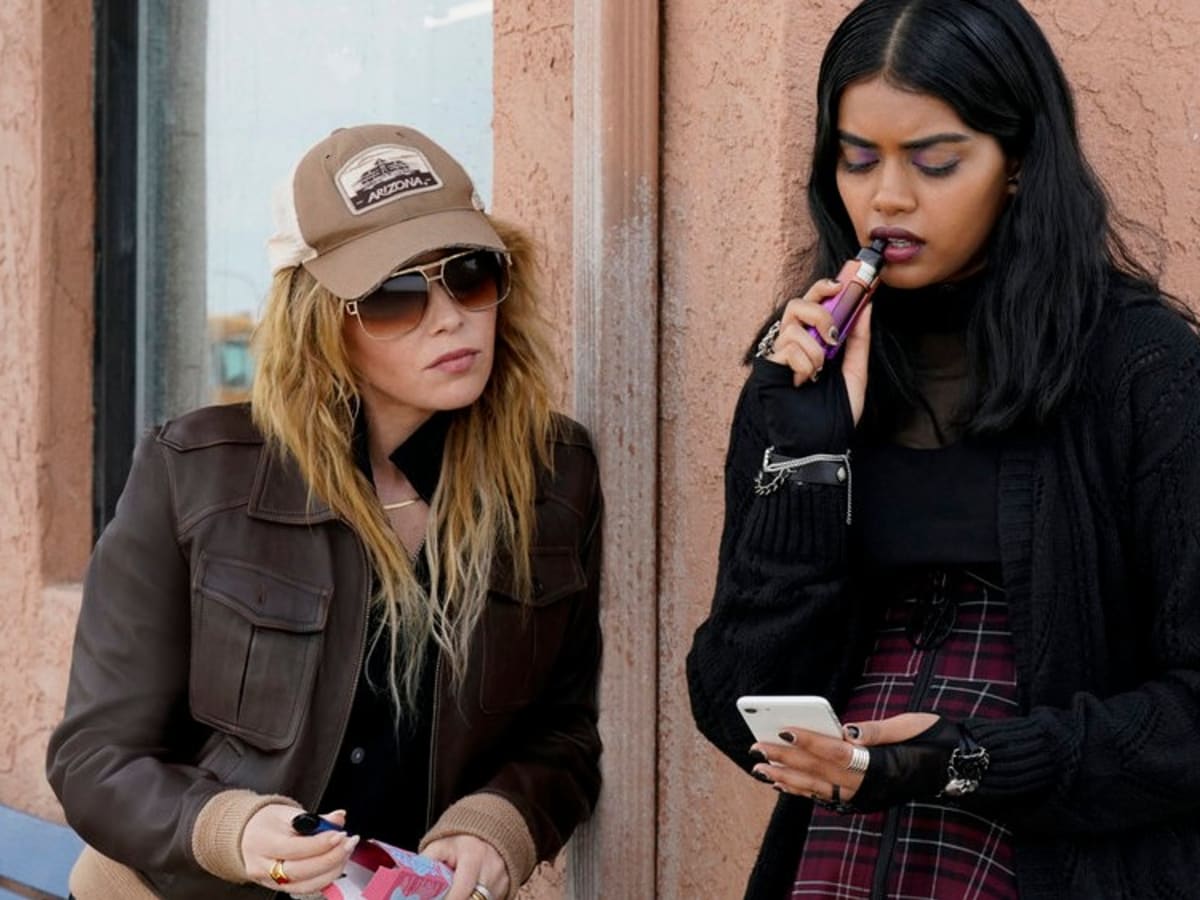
[491,546,586,606]
[196,553,331,631]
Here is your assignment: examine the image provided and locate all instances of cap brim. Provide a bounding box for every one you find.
[303,208,506,300]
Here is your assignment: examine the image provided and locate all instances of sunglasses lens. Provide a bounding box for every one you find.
[357,273,427,338]
[443,251,508,309]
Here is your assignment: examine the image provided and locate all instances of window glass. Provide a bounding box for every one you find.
[136,0,494,427]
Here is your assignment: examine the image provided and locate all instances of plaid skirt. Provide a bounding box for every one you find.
[792,567,1019,900]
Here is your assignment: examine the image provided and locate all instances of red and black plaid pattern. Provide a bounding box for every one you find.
[792,568,1019,899]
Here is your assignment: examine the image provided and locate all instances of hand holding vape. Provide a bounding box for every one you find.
[806,238,888,359]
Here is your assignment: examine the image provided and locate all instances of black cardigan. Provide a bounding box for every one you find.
[687,298,1200,899]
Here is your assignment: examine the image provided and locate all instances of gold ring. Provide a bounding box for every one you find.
[269,858,290,885]
[470,885,494,900]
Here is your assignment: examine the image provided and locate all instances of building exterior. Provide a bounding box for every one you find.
[3,0,1198,896]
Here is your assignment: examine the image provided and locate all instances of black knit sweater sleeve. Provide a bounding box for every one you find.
[964,302,1200,834]
[686,361,857,769]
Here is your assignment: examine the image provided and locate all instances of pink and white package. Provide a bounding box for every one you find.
[320,840,454,900]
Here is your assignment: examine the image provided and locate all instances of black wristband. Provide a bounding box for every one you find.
[846,718,961,813]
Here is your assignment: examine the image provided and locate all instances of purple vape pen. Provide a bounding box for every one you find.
[807,238,888,359]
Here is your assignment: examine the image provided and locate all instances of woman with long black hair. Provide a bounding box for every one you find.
[688,1,1200,897]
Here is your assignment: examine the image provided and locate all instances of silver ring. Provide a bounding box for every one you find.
[471,884,495,900]
[846,746,870,774]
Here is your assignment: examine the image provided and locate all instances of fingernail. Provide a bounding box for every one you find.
[753,769,774,784]
[844,725,861,740]
[828,326,840,343]
[778,731,795,743]
[749,748,768,764]
[773,784,786,793]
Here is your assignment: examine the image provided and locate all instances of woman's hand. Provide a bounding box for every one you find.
[241,805,358,894]
[749,727,869,807]
[423,834,510,900]
[767,280,873,425]
[751,713,959,813]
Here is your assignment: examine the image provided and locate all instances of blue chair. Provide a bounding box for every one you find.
[0,804,82,900]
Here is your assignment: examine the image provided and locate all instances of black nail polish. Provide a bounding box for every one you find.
[845,725,861,740]
[828,326,840,343]
[753,770,774,784]
[778,731,795,743]
[749,748,768,764]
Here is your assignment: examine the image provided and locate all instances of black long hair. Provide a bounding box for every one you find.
[752,0,1167,436]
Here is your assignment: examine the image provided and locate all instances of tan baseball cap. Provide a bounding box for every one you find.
[267,124,505,300]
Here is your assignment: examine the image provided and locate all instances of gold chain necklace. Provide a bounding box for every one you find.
[382,498,420,511]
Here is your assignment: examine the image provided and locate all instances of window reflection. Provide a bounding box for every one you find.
[137,0,494,417]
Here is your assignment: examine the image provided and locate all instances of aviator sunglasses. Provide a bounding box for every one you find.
[345,248,511,340]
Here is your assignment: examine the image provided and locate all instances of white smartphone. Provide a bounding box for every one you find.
[736,695,844,742]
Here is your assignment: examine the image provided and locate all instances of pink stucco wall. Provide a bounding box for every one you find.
[492,4,574,895]
[0,0,93,822]
[493,0,576,414]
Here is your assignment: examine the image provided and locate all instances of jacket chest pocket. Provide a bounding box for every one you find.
[480,546,586,714]
[190,553,332,750]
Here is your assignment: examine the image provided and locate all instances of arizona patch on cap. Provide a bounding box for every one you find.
[267,124,505,300]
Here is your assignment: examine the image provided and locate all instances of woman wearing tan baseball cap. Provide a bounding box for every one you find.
[48,124,603,900]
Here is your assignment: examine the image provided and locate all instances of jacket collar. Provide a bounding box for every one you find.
[248,411,452,524]
[248,445,337,524]
[354,410,451,503]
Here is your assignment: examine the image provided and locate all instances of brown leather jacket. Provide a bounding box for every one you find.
[46,404,603,899]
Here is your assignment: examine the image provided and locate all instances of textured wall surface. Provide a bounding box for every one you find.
[1025,0,1200,296]
[0,0,46,815]
[493,0,575,413]
[0,0,94,822]
[493,3,573,895]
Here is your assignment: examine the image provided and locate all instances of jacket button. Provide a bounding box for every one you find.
[349,747,366,764]
[533,577,545,597]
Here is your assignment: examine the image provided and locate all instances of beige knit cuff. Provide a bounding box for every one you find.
[69,845,159,900]
[419,792,537,897]
[191,789,302,883]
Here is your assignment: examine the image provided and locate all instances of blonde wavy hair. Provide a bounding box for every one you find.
[251,219,558,714]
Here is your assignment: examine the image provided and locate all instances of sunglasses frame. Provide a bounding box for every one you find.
[345,248,512,341]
